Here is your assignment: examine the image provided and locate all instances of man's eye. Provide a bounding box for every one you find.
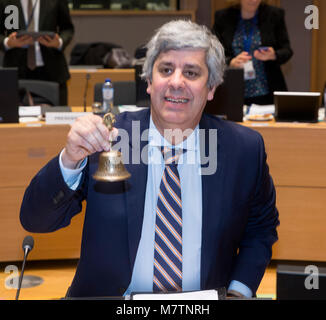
[160,68,172,75]
[184,70,199,79]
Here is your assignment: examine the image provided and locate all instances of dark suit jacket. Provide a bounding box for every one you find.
[20,109,279,298]
[0,0,74,83]
[213,3,293,93]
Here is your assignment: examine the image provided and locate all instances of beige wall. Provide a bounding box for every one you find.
[280,0,312,92]
[67,10,194,62]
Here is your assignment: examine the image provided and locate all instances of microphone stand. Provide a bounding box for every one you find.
[84,73,90,112]
[15,247,31,300]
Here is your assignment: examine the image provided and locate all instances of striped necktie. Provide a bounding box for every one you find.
[153,147,185,292]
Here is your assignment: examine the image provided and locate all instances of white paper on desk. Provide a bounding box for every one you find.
[19,106,41,117]
[132,289,218,300]
[318,107,325,121]
[19,116,40,123]
[247,104,275,115]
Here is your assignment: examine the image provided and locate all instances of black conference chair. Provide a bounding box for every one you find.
[204,68,244,122]
[94,81,137,106]
[70,42,121,66]
[134,64,151,108]
[18,79,60,106]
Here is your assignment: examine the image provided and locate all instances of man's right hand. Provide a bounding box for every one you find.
[61,114,118,169]
[6,32,33,48]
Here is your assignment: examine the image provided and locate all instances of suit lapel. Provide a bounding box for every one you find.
[124,110,150,269]
[199,114,225,289]
[38,0,46,30]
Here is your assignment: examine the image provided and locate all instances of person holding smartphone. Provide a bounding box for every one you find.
[213,0,293,105]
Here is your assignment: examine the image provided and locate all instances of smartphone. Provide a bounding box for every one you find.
[258,46,269,52]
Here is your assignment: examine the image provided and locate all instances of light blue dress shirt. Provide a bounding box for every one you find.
[124,118,203,294]
[59,115,252,298]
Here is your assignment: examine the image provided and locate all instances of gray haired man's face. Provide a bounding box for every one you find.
[146,49,216,135]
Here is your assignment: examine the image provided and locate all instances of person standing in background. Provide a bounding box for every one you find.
[213,0,293,105]
[0,0,74,105]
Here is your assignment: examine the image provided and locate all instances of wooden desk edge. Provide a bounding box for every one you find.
[2,119,326,129]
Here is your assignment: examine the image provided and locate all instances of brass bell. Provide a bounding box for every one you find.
[93,112,131,182]
[93,149,131,182]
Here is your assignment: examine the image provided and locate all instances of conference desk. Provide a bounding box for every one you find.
[0,117,326,262]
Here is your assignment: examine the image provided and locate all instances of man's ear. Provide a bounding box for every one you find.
[207,85,217,101]
[146,78,152,95]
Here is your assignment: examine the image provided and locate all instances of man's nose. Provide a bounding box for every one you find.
[168,70,185,90]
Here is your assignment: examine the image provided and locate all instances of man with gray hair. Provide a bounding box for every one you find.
[20,20,279,299]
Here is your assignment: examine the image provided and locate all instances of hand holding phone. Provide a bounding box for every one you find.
[254,47,276,61]
[7,32,33,48]
[258,46,269,52]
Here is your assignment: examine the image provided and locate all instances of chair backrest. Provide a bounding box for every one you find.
[94,81,136,106]
[70,42,121,65]
[18,80,60,106]
[204,68,244,122]
[0,68,19,123]
[134,64,151,108]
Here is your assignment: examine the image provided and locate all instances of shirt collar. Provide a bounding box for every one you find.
[148,116,198,152]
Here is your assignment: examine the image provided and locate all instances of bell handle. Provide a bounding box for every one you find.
[103,112,117,149]
[103,112,116,131]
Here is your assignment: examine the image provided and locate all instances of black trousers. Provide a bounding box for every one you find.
[24,66,68,106]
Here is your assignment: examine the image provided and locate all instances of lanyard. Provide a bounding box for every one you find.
[241,14,258,53]
[26,0,39,30]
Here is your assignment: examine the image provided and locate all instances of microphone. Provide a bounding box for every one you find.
[83,73,91,112]
[15,235,34,300]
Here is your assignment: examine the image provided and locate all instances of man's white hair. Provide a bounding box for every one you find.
[142,20,226,89]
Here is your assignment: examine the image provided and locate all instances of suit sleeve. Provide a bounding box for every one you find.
[212,11,224,44]
[20,155,87,233]
[229,134,280,295]
[273,8,293,65]
[212,10,235,65]
[56,0,74,50]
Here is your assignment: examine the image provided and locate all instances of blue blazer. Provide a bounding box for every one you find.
[20,109,279,297]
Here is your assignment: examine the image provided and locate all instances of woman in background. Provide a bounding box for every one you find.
[213,0,293,105]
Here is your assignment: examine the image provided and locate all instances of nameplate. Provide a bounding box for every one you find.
[45,112,92,125]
